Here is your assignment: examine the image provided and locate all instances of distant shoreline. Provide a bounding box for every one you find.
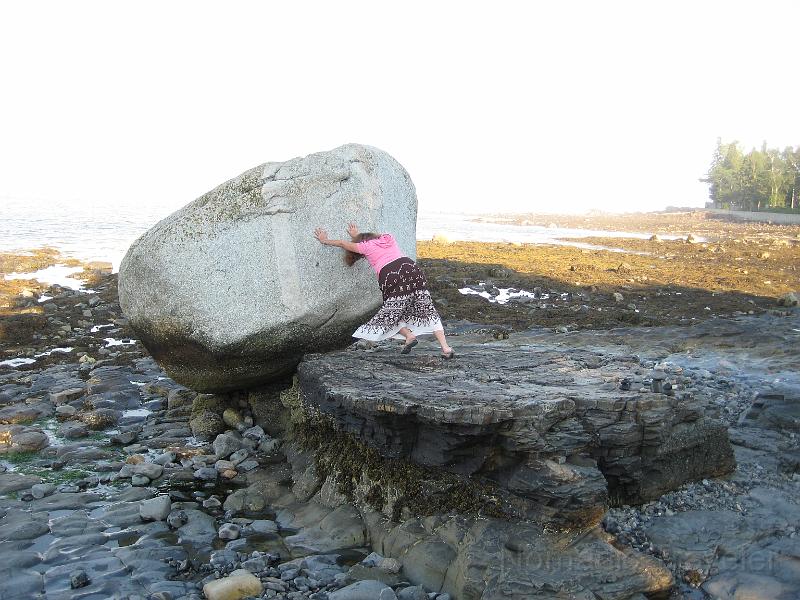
[461,209,800,236]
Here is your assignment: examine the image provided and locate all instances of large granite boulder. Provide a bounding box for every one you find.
[119,144,417,392]
[294,335,735,525]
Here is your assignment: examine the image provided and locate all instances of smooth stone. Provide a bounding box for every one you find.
[54,405,77,417]
[50,387,85,404]
[0,517,50,541]
[139,495,172,521]
[194,467,218,481]
[228,448,249,465]
[361,552,383,567]
[379,558,402,574]
[7,430,49,452]
[110,430,137,445]
[237,460,259,472]
[166,509,189,529]
[202,569,263,600]
[31,483,57,499]
[242,426,266,441]
[177,509,217,547]
[131,474,151,486]
[131,463,164,479]
[329,580,393,600]
[258,438,280,454]
[397,585,426,600]
[202,497,223,509]
[0,473,42,495]
[218,523,241,540]
[213,432,245,459]
[215,459,236,472]
[249,520,279,535]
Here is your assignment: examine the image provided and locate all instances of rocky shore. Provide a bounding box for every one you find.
[1,233,799,599]
[418,210,800,331]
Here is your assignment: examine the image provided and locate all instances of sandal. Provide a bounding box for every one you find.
[400,339,418,354]
[442,350,456,359]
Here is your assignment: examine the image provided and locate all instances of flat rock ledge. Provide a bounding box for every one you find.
[295,340,736,525]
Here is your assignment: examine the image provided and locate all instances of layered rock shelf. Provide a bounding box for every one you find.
[295,338,736,525]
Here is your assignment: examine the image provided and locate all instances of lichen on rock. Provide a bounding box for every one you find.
[118,143,417,392]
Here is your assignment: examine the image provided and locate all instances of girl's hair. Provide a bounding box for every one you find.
[345,232,381,266]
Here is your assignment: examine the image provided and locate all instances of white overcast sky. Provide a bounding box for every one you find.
[1,1,798,215]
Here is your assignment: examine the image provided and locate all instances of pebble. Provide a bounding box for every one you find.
[329,580,394,600]
[242,425,266,441]
[55,404,77,417]
[194,467,218,481]
[202,569,263,600]
[397,585,426,600]
[167,509,189,529]
[131,473,151,486]
[203,497,223,509]
[213,432,244,459]
[218,522,241,540]
[139,495,172,521]
[228,448,249,465]
[70,569,91,589]
[237,459,259,472]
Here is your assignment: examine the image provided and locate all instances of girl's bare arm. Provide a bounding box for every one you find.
[314,228,361,253]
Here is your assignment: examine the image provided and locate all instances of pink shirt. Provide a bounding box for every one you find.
[357,233,405,274]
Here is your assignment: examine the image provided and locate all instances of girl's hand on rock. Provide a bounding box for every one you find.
[347,223,359,238]
[314,228,329,244]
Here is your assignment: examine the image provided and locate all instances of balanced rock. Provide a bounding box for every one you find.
[119,144,417,392]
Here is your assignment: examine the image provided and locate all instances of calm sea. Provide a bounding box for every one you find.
[1,198,663,273]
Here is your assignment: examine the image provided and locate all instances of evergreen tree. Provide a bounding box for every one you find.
[703,140,798,211]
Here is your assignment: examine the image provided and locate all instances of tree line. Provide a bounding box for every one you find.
[702,139,799,211]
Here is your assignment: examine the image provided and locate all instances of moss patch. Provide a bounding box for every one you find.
[190,393,233,418]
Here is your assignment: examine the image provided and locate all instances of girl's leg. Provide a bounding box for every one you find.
[433,329,453,354]
[398,327,416,344]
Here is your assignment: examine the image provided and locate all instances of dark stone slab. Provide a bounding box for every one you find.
[297,340,735,522]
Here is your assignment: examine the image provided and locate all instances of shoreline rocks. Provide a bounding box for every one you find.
[2,246,799,598]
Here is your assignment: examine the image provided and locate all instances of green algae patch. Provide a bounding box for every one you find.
[1,450,40,465]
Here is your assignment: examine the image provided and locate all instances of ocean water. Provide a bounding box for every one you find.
[1,198,669,275]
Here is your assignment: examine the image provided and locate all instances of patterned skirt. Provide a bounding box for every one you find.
[353,257,444,341]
